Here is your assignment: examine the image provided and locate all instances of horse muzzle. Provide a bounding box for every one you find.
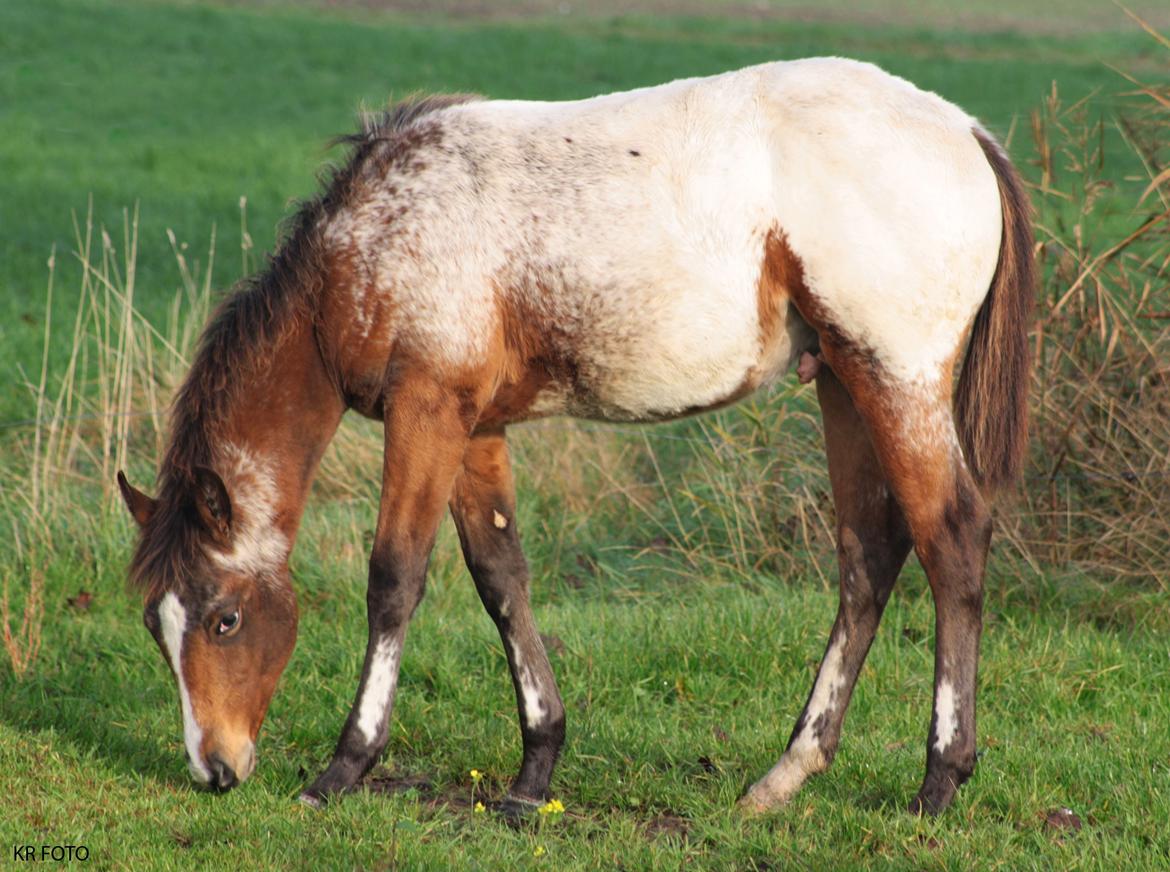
[189,741,256,792]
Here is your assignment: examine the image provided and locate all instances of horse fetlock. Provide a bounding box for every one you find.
[912,749,977,815]
[740,747,829,812]
[511,712,565,799]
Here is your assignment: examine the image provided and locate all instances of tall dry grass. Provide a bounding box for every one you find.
[1,202,214,676]
[4,27,1168,676]
[1002,46,1169,586]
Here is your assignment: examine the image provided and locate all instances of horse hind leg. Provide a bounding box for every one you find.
[301,370,474,805]
[449,427,566,817]
[827,350,991,815]
[741,365,913,812]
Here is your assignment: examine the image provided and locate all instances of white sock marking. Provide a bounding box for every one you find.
[510,639,547,729]
[934,679,958,753]
[519,669,548,730]
[159,592,210,784]
[803,634,847,727]
[747,633,849,807]
[357,636,401,745]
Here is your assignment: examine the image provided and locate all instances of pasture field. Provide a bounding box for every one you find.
[2,0,1169,869]
[1,0,1165,422]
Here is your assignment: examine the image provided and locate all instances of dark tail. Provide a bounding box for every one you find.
[956,127,1036,493]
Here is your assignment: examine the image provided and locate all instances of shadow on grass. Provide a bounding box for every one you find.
[0,626,187,788]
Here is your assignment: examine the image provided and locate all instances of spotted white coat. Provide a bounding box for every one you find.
[323,57,1002,425]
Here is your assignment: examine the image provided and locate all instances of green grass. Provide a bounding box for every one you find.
[3,508,1169,868]
[3,0,1170,869]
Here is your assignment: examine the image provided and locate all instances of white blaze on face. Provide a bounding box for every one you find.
[357,635,401,745]
[934,679,958,754]
[159,592,210,784]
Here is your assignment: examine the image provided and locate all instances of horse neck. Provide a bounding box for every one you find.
[211,315,345,551]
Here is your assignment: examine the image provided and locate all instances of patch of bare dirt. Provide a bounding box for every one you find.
[363,770,474,811]
[1044,807,1083,836]
[644,812,689,841]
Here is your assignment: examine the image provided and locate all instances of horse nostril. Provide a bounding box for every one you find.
[207,754,238,792]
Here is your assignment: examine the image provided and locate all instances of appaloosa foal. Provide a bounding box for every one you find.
[119,57,1032,816]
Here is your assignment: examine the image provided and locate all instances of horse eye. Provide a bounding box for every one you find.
[216,610,241,636]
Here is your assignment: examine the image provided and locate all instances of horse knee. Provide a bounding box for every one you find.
[367,547,428,626]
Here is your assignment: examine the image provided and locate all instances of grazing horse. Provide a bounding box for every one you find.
[118,57,1033,816]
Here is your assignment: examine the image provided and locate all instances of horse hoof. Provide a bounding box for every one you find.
[495,795,542,825]
[908,792,947,816]
[736,793,770,816]
[298,791,325,809]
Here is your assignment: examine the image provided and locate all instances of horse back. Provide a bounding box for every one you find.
[317,58,1002,423]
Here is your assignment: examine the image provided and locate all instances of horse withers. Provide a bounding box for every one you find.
[118,57,1033,816]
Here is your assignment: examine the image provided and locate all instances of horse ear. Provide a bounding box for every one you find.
[117,470,158,528]
[193,466,233,543]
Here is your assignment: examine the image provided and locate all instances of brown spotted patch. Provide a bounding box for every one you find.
[473,280,584,430]
[757,227,805,357]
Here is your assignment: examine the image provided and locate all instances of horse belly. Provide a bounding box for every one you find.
[561,279,798,423]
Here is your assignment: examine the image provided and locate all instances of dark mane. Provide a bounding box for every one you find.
[128,92,481,598]
[345,93,482,147]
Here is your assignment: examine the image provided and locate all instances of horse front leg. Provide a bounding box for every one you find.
[300,373,473,805]
[449,427,565,817]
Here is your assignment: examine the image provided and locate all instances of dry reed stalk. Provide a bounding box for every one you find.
[1001,25,1170,587]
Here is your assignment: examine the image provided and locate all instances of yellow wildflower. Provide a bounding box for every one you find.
[474,801,486,814]
[469,769,483,784]
[533,846,546,858]
[537,799,565,816]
